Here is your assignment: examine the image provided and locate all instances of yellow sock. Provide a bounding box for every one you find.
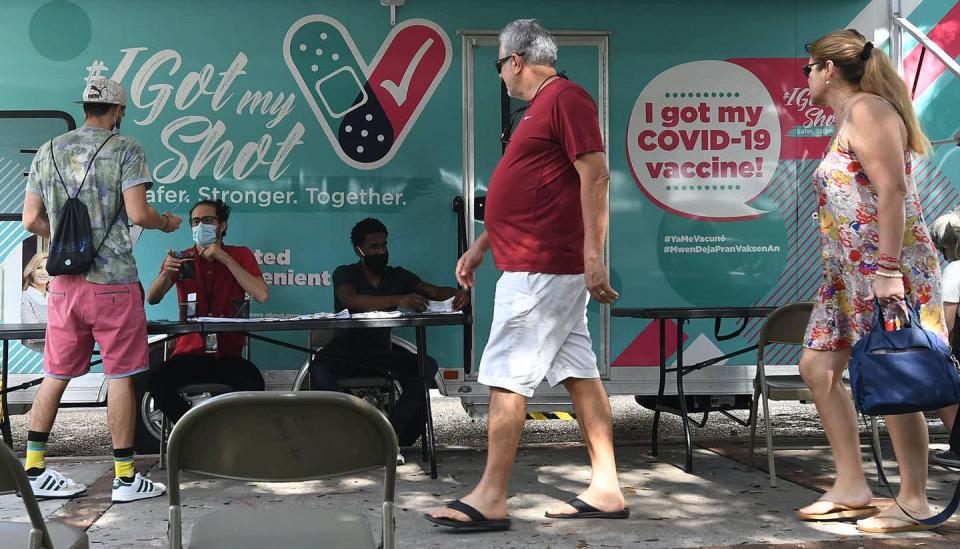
[25,440,46,471]
[114,448,135,479]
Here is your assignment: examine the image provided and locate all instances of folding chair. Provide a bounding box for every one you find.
[166,391,397,549]
[748,301,882,487]
[0,443,88,549]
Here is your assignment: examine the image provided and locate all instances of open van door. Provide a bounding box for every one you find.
[457,31,609,415]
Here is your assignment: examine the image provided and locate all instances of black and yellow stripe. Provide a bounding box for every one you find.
[525,411,577,421]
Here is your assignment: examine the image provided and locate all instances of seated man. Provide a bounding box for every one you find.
[311,217,469,449]
[146,199,269,422]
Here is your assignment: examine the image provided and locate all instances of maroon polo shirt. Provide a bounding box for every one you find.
[166,245,262,357]
[484,78,605,274]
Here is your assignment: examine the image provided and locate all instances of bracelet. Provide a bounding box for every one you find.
[875,270,903,279]
[877,262,900,270]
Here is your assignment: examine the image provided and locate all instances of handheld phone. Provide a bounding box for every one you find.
[171,250,195,280]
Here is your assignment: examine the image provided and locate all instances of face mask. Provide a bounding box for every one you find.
[361,251,389,274]
[192,223,217,247]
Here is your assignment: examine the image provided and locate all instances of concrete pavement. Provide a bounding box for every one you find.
[2,437,958,548]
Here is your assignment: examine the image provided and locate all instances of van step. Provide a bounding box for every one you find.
[526,412,577,421]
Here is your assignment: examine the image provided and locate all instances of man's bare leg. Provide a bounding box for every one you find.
[546,377,625,514]
[107,377,135,449]
[28,377,69,434]
[427,387,526,521]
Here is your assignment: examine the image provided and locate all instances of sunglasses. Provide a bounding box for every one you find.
[495,51,525,75]
[802,61,822,77]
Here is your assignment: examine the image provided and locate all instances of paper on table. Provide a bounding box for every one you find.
[424,297,462,314]
[291,310,351,320]
[188,316,285,323]
[351,310,403,319]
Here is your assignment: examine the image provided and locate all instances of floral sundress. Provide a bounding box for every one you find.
[804,119,947,350]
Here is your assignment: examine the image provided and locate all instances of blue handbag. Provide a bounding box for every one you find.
[848,300,960,526]
[849,301,960,415]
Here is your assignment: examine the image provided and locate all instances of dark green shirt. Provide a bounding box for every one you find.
[330,262,420,350]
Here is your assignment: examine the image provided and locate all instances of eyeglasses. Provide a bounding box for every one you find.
[802,61,822,77]
[189,216,219,227]
[495,51,525,75]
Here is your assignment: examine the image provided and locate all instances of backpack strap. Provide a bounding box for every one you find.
[49,134,116,199]
[93,193,126,258]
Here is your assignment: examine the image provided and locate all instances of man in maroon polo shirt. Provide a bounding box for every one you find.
[145,199,269,422]
[427,19,627,531]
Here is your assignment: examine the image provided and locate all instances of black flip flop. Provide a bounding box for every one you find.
[544,497,630,519]
[425,499,512,531]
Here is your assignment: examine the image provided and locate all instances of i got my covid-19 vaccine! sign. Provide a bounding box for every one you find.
[627,60,782,221]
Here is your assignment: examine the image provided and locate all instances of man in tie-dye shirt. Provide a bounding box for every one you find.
[21,77,182,503]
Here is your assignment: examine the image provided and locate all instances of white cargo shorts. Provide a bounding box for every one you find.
[477,271,599,397]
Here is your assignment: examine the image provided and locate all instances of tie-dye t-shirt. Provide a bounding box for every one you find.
[26,126,152,285]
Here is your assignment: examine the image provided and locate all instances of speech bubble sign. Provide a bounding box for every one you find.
[627,60,781,220]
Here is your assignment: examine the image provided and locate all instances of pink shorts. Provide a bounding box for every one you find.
[44,275,149,379]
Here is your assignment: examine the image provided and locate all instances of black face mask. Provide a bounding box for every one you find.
[362,252,389,274]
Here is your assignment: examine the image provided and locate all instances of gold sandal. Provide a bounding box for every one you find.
[795,500,879,521]
[856,503,935,533]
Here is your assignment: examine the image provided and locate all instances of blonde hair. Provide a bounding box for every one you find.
[809,29,931,156]
[22,252,48,291]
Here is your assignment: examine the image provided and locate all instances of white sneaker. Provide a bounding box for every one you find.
[396,452,406,465]
[111,472,166,503]
[28,468,87,499]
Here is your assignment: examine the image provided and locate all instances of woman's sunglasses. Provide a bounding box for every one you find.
[802,61,822,77]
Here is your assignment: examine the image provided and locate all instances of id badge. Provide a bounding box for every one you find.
[204,333,218,353]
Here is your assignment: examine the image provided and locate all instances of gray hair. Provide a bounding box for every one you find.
[929,210,960,257]
[499,19,557,67]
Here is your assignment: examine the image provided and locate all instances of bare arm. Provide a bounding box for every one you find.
[575,151,618,303]
[123,185,181,231]
[22,192,50,237]
[946,302,957,335]
[416,281,470,310]
[146,253,181,305]
[848,98,908,267]
[455,232,490,288]
[847,97,909,305]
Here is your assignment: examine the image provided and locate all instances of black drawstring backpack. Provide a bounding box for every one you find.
[46,134,124,275]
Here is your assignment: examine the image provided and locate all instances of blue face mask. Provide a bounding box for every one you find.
[192,223,217,247]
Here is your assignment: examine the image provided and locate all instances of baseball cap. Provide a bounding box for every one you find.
[76,77,127,107]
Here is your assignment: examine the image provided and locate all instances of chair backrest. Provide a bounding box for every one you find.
[758,302,814,354]
[0,442,52,548]
[167,391,397,502]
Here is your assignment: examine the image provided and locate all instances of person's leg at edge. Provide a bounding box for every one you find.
[546,377,626,515]
[107,376,136,479]
[24,377,69,473]
[797,347,874,514]
[427,387,526,521]
[936,404,957,432]
[857,412,932,528]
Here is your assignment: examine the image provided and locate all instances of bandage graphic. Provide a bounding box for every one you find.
[284,16,452,170]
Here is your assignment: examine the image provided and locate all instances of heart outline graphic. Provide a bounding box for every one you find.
[283,15,452,170]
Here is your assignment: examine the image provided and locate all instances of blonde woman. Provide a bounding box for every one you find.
[796,29,947,533]
[21,252,49,352]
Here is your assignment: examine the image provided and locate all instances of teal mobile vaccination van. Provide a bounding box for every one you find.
[2,0,959,449]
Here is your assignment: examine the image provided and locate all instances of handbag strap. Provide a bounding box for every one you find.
[866,413,960,526]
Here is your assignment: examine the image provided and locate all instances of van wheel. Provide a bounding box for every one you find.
[133,371,161,454]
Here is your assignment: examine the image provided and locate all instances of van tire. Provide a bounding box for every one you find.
[133,370,161,454]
